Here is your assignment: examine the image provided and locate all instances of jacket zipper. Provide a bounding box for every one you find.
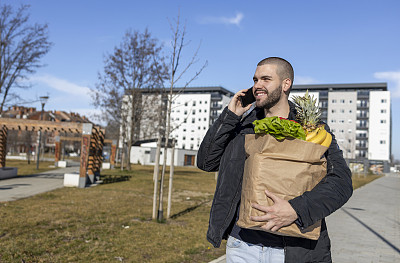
[283,236,287,263]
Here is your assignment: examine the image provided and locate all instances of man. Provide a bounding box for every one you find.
[197,57,353,263]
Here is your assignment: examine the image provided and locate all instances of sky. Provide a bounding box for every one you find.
[2,0,400,159]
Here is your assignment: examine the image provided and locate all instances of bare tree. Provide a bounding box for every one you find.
[92,29,167,170]
[155,14,207,222]
[0,4,52,114]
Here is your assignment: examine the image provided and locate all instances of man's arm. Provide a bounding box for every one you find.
[197,89,252,172]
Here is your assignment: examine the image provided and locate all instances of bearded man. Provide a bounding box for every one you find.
[197,57,352,263]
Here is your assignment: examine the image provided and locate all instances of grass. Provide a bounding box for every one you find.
[352,172,383,189]
[0,165,226,263]
[5,159,59,176]
[0,161,383,262]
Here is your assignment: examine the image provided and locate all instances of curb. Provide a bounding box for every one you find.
[208,254,226,263]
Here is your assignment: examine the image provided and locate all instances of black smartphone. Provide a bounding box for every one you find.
[240,87,256,107]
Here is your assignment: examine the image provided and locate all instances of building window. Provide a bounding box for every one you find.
[185,102,188,106]
[332,109,336,113]
[340,129,344,133]
[349,100,352,103]
[381,99,387,103]
[340,99,345,103]
[340,109,345,113]
[332,99,337,103]
[349,110,352,113]
[348,129,352,133]
[184,110,187,115]
[183,136,186,140]
[339,120,345,123]
[331,119,336,123]
[199,109,202,113]
[348,119,352,123]
[380,140,386,144]
[192,118,195,123]
[380,119,386,123]
[193,101,196,106]
[381,109,386,113]
[192,109,196,114]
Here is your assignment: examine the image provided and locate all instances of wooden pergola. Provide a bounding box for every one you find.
[0,118,114,187]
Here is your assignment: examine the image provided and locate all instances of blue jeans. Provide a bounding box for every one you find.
[226,236,285,263]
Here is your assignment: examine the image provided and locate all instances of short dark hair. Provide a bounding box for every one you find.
[257,57,294,91]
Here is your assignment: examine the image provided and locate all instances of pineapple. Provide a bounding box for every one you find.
[292,90,332,147]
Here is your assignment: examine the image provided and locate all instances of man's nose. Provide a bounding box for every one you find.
[253,82,262,90]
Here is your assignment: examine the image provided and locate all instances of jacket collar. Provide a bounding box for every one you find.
[253,100,298,121]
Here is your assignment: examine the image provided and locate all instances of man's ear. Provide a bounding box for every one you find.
[282,78,292,93]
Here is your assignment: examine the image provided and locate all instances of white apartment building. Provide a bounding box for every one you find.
[167,87,232,150]
[291,83,391,173]
[134,86,232,151]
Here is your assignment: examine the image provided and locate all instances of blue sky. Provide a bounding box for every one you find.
[3,0,400,159]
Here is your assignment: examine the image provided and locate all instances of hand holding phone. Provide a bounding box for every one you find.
[240,87,256,107]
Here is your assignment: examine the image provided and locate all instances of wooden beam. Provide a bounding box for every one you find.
[0,118,83,133]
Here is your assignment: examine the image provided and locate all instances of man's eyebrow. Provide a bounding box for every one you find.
[254,75,272,81]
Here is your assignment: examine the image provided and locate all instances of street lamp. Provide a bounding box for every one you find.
[36,96,49,170]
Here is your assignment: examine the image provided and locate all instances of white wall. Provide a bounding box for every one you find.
[170,93,211,150]
[368,91,391,161]
[327,91,357,159]
[130,146,197,166]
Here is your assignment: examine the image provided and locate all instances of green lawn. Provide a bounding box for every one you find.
[5,159,58,176]
[0,165,226,263]
[0,162,382,262]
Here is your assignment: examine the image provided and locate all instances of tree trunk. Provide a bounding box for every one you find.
[152,133,162,220]
[167,140,175,218]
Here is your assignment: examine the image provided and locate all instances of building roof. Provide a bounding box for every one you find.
[292,82,387,92]
[140,86,234,97]
[1,106,92,123]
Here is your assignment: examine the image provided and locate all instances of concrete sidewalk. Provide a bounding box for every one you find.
[0,166,79,202]
[209,173,400,263]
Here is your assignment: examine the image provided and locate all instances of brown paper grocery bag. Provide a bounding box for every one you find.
[237,134,328,240]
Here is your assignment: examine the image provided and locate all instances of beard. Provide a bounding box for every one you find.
[255,84,282,109]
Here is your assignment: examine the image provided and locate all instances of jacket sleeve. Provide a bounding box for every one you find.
[288,124,353,229]
[197,107,242,172]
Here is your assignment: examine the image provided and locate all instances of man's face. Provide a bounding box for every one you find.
[252,64,283,109]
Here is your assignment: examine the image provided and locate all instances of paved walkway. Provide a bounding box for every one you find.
[0,165,79,202]
[210,173,400,263]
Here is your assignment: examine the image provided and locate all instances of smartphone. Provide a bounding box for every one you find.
[240,87,256,107]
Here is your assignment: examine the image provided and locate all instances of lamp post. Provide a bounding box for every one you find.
[36,96,49,170]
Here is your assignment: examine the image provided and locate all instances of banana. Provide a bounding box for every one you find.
[321,132,332,147]
[306,128,319,141]
[309,129,327,144]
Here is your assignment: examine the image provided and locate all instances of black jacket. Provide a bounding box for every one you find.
[197,103,353,263]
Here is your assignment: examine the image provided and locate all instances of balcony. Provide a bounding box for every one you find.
[356,145,368,151]
[210,104,222,110]
[356,114,369,119]
[356,125,368,130]
[211,94,222,101]
[357,91,369,99]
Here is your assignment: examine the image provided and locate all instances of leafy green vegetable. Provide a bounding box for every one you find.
[253,116,306,140]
